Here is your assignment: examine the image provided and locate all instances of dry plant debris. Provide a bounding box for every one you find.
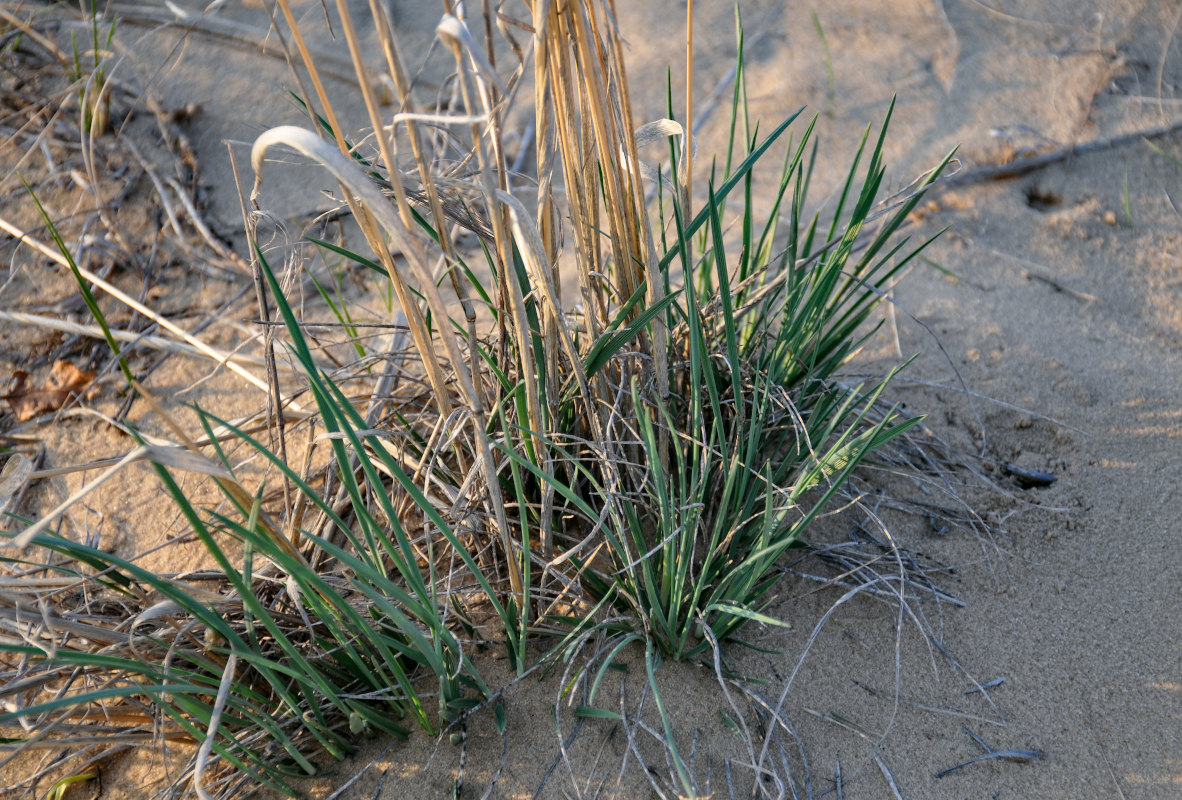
[3,360,96,422]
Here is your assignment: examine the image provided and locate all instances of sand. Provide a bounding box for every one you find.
[1,1,1179,797]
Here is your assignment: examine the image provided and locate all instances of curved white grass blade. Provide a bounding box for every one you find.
[163,1,190,20]
[634,118,685,148]
[388,111,490,128]
[194,652,237,800]
[627,118,696,194]
[132,599,188,628]
[249,125,477,404]
[493,189,590,396]
[436,15,508,96]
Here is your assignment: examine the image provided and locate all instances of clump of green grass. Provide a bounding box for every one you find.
[1,2,957,797]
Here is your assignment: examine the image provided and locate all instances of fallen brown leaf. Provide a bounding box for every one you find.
[4,360,97,422]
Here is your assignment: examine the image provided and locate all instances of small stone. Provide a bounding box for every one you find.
[1102,210,1117,226]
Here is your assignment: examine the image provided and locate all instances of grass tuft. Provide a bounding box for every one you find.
[0,2,966,796]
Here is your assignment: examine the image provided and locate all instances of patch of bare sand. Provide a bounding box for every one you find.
[2,1,1180,798]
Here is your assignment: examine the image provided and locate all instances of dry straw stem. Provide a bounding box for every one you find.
[544,0,652,326]
[252,0,668,593]
[437,13,543,465]
[365,0,485,420]
[264,0,477,495]
[250,125,521,597]
[318,0,461,424]
[531,0,666,522]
